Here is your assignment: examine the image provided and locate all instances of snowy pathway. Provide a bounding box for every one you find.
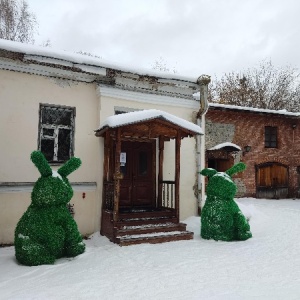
[1,198,300,299]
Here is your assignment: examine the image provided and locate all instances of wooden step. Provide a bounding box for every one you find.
[116,222,187,236]
[116,230,194,246]
[119,209,175,220]
[116,216,178,227]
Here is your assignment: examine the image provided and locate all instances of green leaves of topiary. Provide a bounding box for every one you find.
[226,162,246,177]
[31,151,52,177]
[58,157,81,177]
[200,168,217,178]
[15,151,85,266]
[200,162,252,241]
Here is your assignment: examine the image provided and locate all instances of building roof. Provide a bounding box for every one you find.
[0,39,202,101]
[209,103,300,117]
[95,109,203,138]
[0,38,198,83]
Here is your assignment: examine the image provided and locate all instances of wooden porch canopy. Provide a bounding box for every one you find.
[208,142,241,152]
[95,109,203,226]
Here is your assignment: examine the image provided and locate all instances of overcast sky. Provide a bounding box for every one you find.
[26,0,300,79]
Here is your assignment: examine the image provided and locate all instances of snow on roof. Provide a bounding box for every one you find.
[208,142,241,151]
[97,109,203,135]
[209,103,300,117]
[0,39,198,83]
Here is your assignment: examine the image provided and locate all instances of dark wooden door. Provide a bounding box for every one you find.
[208,159,232,172]
[119,141,155,208]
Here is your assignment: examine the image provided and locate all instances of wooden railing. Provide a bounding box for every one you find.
[103,181,114,210]
[104,180,176,210]
[161,180,175,209]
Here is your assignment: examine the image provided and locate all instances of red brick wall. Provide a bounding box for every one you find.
[206,108,300,198]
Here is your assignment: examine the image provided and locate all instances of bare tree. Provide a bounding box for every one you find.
[209,60,300,112]
[0,0,37,43]
[151,56,177,74]
[41,39,51,48]
[76,50,102,59]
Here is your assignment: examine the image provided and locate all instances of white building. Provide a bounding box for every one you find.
[0,39,207,245]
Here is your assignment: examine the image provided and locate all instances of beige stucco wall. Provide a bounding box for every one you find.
[0,190,97,245]
[0,70,100,182]
[0,69,199,244]
[0,69,102,244]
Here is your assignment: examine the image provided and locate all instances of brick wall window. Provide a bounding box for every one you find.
[265,126,277,148]
[38,104,75,163]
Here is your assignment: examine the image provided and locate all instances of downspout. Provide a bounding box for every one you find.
[196,75,211,215]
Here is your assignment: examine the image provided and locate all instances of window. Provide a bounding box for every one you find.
[38,104,75,163]
[265,126,277,148]
[114,106,140,115]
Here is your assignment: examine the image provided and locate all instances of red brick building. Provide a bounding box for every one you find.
[205,103,300,199]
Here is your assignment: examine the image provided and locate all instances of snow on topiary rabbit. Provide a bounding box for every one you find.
[14,151,85,266]
[200,162,252,241]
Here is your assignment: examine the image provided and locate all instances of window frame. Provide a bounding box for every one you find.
[38,103,76,164]
[264,126,278,148]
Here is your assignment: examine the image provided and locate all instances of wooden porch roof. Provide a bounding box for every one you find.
[95,109,203,139]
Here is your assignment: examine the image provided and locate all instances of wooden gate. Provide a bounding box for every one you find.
[256,162,288,198]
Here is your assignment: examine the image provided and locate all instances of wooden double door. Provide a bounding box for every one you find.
[256,163,288,198]
[119,141,156,209]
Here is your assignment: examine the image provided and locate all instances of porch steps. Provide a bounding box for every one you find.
[117,230,193,246]
[115,221,194,246]
[117,216,178,227]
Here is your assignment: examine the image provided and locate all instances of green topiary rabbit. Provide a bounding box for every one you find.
[14,151,85,266]
[200,162,252,241]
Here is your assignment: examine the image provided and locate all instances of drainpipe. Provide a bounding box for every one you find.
[196,75,211,215]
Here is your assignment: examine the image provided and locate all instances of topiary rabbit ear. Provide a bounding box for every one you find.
[31,151,52,177]
[200,168,217,178]
[58,157,81,177]
[226,162,246,177]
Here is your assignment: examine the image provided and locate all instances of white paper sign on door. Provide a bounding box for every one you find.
[120,152,126,166]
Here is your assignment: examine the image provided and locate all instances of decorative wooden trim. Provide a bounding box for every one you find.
[158,136,164,208]
[113,128,121,223]
[152,140,157,207]
[175,131,181,221]
[103,131,111,181]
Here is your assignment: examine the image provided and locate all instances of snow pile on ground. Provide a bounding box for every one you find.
[1,198,300,300]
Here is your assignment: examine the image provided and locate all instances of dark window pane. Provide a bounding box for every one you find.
[57,129,71,161]
[120,165,127,176]
[41,139,54,161]
[40,105,75,162]
[139,151,148,176]
[265,126,277,148]
[43,128,54,137]
[42,107,72,126]
[42,107,52,124]
[56,109,72,126]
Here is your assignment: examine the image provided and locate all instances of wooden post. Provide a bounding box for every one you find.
[103,131,111,181]
[102,131,110,212]
[175,131,181,222]
[158,135,164,208]
[113,128,121,223]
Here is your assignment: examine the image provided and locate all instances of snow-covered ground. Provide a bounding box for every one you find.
[1,198,300,300]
